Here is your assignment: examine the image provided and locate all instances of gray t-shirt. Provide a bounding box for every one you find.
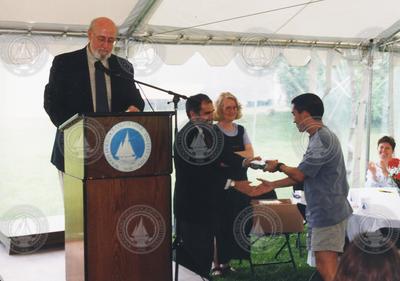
[298,126,353,228]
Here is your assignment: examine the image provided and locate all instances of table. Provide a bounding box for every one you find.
[347,187,400,241]
[305,187,400,266]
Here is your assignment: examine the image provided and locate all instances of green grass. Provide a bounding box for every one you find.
[213,230,316,281]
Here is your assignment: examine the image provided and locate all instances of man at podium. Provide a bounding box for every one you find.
[44,17,144,177]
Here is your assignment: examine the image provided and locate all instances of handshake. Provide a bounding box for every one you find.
[230,158,286,197]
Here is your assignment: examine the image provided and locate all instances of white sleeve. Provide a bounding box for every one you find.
[242,128,252,145]
[365,169,378,187]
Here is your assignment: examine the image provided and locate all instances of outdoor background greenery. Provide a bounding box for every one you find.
[0,53,393,217]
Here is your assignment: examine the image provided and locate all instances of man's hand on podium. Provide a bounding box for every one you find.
[126,105,141,112]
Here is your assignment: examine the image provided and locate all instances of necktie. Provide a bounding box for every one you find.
[94,61,109,112]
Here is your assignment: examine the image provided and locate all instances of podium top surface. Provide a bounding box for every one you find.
[59,111,174,130]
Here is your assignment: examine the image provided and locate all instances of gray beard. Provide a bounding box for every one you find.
[93,50,111,61]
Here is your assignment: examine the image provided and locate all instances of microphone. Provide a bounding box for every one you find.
[94,60,155,112]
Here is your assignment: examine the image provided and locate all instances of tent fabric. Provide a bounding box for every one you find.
[1,0,400,65]
[146,0,400,42]
[1,0,140,27]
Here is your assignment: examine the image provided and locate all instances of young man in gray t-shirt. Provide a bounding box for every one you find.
[257,93,352,281]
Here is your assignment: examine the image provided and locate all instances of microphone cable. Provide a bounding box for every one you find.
[136,82,155,112]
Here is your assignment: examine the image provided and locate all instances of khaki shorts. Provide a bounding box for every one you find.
[307,218,348,253]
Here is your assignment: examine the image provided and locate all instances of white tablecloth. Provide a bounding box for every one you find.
[306,187,400,266]
[347,187,400,241]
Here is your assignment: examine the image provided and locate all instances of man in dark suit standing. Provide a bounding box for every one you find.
[44,17,144,174]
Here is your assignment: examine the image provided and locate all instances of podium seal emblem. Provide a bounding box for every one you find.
[104,121,151,172]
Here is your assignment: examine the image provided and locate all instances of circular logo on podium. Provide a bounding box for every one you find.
[103,121,151,172]
[117,205,166,254]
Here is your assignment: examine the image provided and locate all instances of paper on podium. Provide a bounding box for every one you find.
[258,200,282,205]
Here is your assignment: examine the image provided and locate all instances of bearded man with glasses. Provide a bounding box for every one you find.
[44,17,144,179]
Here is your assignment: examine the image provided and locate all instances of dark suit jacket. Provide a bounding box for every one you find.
[44,47,144,171]
[173,124,245,224]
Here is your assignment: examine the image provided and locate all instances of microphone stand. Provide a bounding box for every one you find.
[135,80,184,281]
[97,63,187,280]
[134,80,186,281]
[94,62,187,136]
[133,79,188,137]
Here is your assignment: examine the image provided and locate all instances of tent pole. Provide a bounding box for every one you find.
[365,39,374,170]
[388,52,395,137]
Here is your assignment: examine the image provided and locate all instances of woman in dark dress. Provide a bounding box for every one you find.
[212,92,254,276]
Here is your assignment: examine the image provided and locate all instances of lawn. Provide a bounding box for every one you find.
[212,230,317,281]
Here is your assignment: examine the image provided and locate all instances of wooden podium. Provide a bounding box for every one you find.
[61,112,173,281]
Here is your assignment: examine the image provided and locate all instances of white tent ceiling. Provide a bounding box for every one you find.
[1,0,400,67]
[146,0,400,42]
[1,0,400,46]
[1,0,139,28]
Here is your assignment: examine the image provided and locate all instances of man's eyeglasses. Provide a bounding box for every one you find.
[95,35,116,45]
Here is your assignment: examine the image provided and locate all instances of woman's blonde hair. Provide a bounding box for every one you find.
[214,92,243,121]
